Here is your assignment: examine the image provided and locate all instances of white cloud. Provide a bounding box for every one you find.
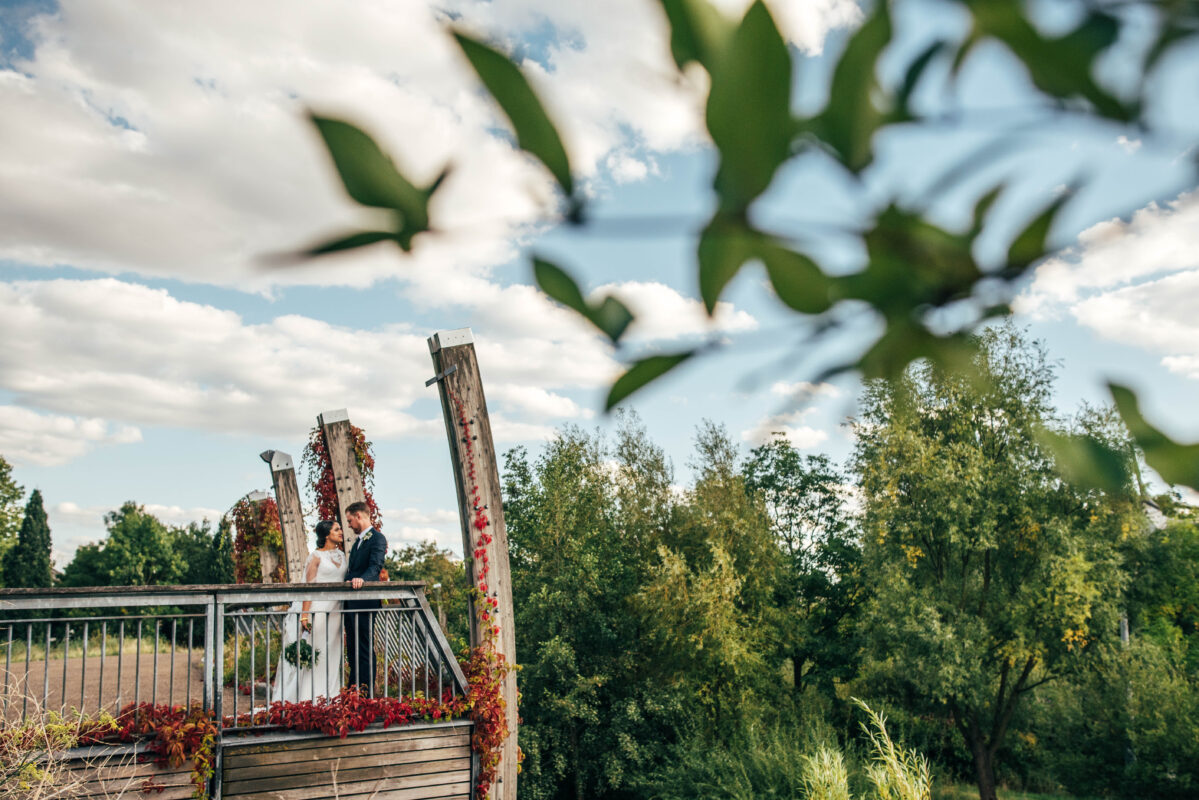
[0,0,858,292]
[593,281,759,342]
[769,381,842,400]
[1016,190,1199,316]
[1116,135,1142,154]
[1015,190,1199,379]
[740,410,829,449]
[47,500,223,567]
[0,406,141,466]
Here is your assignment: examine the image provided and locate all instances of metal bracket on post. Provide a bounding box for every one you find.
[424,363,458,387]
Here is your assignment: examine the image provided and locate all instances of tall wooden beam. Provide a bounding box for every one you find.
[428,327,517,800]
[317,408,367,553]
[261,450,308,582]
[246,490,281,585]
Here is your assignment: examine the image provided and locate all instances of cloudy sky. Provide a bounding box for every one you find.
[0,0,1196,567]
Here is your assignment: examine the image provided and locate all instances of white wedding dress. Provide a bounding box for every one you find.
[272,548,347,703]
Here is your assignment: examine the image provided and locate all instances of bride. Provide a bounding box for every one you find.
[273,520,347,703]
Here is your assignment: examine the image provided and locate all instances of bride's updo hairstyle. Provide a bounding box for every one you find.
[314,520,336,548]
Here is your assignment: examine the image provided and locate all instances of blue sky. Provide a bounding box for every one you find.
[0,0,1196,567]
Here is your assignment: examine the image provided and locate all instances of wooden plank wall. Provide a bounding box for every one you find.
[52,748,193,799]
[222,721,473,800]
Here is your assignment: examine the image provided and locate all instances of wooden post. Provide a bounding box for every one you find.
[428,327,517,800]
[317,408,367,554]
[246,491,281,585]
[261,450,308,582]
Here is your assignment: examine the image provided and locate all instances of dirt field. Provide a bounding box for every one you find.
[2,652,272,721]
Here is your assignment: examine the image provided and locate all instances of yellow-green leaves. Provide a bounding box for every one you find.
[607,352,694,410]
[308,115,443,251]
[706,1,793,212]
[1110,383,1199,489]
[453,32,574,198]
[533,258,634,344]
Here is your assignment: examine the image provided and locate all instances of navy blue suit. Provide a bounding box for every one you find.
[344,527,387,692]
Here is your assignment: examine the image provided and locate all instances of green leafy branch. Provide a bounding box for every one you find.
[291,0,1199,492]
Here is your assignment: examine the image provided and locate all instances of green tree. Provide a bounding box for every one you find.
[0,455,23,572]
[503,415,690,800]
[852,326,1134,800]
[173,519,225,585]
[60,502,183,587]
[743,438,861,696]
[635,422,780,726]
[210,515,235,584]
[385,541,468,651]
[1,489,52,589]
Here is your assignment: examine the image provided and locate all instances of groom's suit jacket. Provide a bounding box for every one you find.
[345,526,387,610]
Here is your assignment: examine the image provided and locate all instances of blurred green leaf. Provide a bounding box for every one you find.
[534,257,634,343]
[607,351,694,410]
[698,216,830,314]
[304,230,397,257]
[970,184,1003,237]
[309,115,439,251]
[1005,192,1069,276]
[757,240,832,314]
[453,32,574,197]
[310,117,424,212]
[847,205,982,313]
[697,215,754,313]
[658,0,733,70]
[966,4,1133,121]
[856,323,975,381]
[811,1,892,172]
[1039,429,1131,494]
[896,40,945,119]
[1110,383,1199,490]
[706,1,793,211]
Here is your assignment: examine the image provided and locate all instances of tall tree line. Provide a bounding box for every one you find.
[496,328,1198,800]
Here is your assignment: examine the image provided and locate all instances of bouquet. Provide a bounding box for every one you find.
[283,637,320,669]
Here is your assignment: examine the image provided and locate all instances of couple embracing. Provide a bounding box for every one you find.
[273,501,387,702]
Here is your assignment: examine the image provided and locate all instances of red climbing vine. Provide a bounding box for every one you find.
[230,496,285,584]
[301,423,382,530]
[448,387,518,799]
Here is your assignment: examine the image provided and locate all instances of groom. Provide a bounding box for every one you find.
[344,501,387,694]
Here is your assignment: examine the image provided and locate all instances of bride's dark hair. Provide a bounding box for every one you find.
[314,520,336,548]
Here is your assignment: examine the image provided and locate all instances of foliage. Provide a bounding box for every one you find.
[851,326,1135,800]
[743,439,862,696]
[293,0,1199,492]
[230,496,285,584]
[301,422,382,530]
[60,505,229,588]
[0,490,52,589]
[386,541,469,652]
[855,698,932,800]
[283,638,320,669]
[0,455,22,572]
[447,387,516,800]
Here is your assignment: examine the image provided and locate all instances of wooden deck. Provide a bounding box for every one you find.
[221,720,473,800]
